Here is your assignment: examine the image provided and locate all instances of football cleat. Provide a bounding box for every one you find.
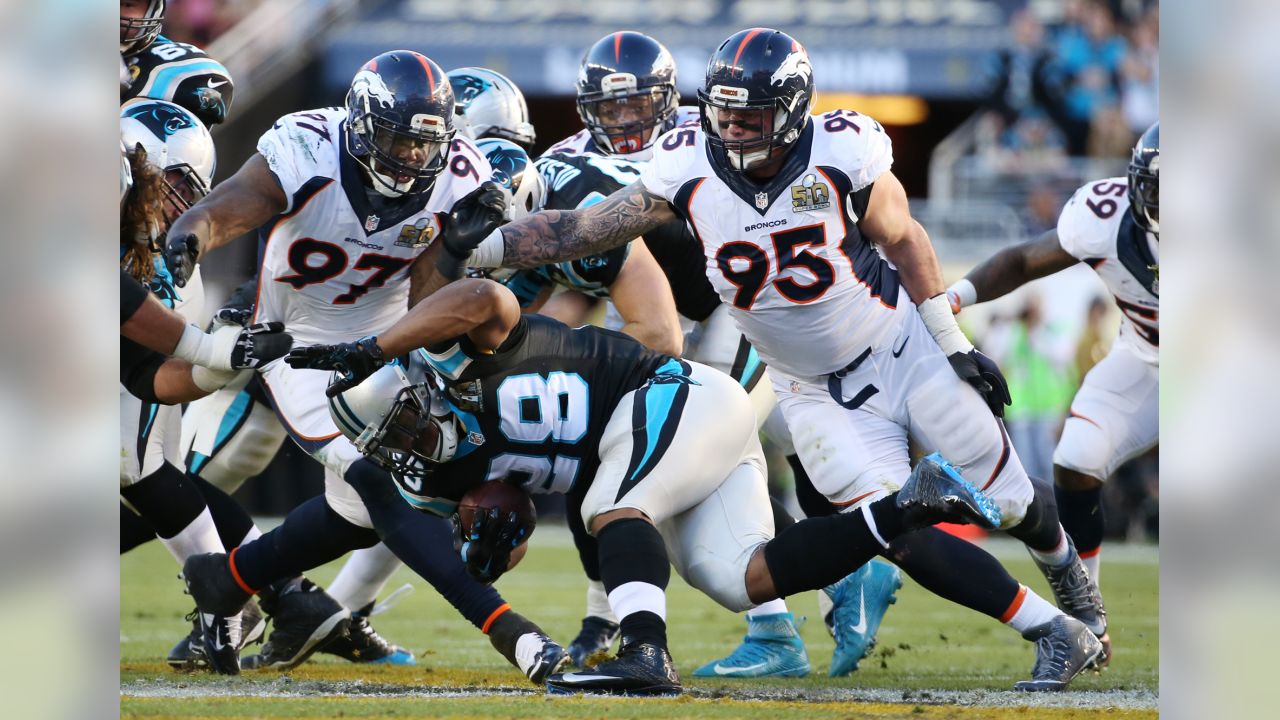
[547,640,681,696]
[1031,536,1110,667]
[509,631,570,684]
[896,452,1002,529]
[692,612,809,678]
[1013,615,1104,691]
[566,616,620,669]
[168,600,265,672]
[826,560,903,677]
[182,552,252,616]
[319,601,416,665]
[241,581,350,670]
[194,609,242,675]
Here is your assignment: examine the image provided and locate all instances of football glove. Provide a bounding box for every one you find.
[163,233,200,288]
[452,506,528,584]
[284,336,385,396]
[436,181,510,280]
[946,348,1012,418]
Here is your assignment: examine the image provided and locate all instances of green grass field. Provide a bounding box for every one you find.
[121,523,1157,718]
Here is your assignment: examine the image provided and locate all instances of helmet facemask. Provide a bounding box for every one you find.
[353,381,461,484]
[160,163,210,225]
[578,79,677,155]
[1128,157,1159,235]
[120,0,165,56]
[699,86,807,172]
[346,79,455,198]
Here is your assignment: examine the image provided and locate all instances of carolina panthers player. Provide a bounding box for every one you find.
[948,122,1159,662]
[462,28,1108,690]
[166,50,568,682]
[120,0,234,128]
[283,276,999,696]
[447,68,537,151]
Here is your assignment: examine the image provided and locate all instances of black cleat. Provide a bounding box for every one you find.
[182,553,252,617]
[566,616,620,669]
[241,581,350,671]
[168,600,265,672]
[1013,616,1104,691]
[546,640,682,697]
[319,602,416,665]
[194,609,242,675]
[1031,537,1110,667]
[896,452,1002,530]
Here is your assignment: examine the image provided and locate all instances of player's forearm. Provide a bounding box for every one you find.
[880,220,947,305]
[378,279,501,357]
[408,244,453,308]
[961,231,1077,304]
[121,291,187,354]
[171,155,286,256]
[151,360,216,404]
[620,319,684,357]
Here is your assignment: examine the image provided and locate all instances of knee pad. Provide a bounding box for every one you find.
[1053,415,1115,481]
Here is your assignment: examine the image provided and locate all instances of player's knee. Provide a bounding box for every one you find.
[590,507,651,536]
[1054,464,1104,491]
[683,544,759,613]
[1053,417,1115,482]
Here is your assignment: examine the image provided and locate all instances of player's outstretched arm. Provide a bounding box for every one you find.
[164,153,288,284]
[474,179,677,269]
[948,230,1080,312]
[606,240,684,356]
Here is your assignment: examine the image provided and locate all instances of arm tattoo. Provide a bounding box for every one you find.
[501,180,673,268]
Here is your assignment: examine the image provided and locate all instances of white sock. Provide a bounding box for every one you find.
[1027,526,1073,568]
[585,580,617,622]
[1082,550,1101,588]
[328,543,401,612]
[607,581,666,622]
[1002,585,1062,634]
[747,598,789,618]
[159,508,222,565]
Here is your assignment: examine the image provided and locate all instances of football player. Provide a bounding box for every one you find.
[461,28,1107,689]
[447,67,537,151]
[948,122,1159,656]
[282,276,999,696]
[120,0,234,128]
[165,50,567,682]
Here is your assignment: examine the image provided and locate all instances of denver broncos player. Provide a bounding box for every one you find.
[463,28,1106,690]
[167,50,568,683]
[120,0,234,128]
[948,122,1160,659]
[283,276,1000,696]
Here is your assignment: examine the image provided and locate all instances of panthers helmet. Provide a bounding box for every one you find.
[120,98,215,220]
[477,139,545,221]
[1128,121,1159,235]
[345,50,457,198]
[698,28,814,172]
[447,68,536,150]
[121,0,165,56]
[576,31,679,155]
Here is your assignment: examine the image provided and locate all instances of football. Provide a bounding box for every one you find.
[456,481,536,538]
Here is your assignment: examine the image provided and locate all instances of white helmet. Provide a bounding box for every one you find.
[120,98,215,217]
[447,68,536,150]
[120,138,134,207]
[476,138,545,222]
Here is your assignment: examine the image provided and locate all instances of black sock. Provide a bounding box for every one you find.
[1006,476,1064,552]
[119,462,206,539]
[232,495,379,591]
[882,527,1020,619]
[770,496,796,531]
[789,453,838,518]
[566,494,601,582]
[765,495,905,597]
[120,503,157,554]
[189,475,256,550]
[597,518,670,648]
[1055,484,1104,555]
[343,459,507,630]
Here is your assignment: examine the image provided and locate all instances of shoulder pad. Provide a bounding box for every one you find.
[1057,178,1128,260]
[641,126,702,202]
[257,109,343,202]
[814,110,893,191]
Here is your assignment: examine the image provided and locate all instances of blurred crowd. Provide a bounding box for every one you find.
[162,0,262,46]
[980,0,1159,167]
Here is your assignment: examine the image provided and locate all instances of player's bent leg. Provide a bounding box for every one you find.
[564,498,619,668]
[181,375,287,495]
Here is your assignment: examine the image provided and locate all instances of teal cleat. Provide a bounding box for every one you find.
[692,612,810,678]
[826,560,903,677]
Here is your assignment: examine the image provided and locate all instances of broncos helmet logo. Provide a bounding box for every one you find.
[351,69,397,109]
[449,74,491,110]
[123,103,196,140]
[770,51,812,88]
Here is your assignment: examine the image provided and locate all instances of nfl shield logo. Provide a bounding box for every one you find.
[365,214,379,232]
[755,192,769,210]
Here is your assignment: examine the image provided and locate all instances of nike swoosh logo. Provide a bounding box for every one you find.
[557,672,622,682]
[892,335,910,358]
[204,614,228,650]
[849,587,868,634]
[713,661,768,675]
[207,78,228,89]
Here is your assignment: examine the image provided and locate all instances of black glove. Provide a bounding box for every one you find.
[284,335,385,396]
[229,322,293,369]
[207,278,260,330]
[436,181,510,281]
[163,233,200,288]
[946,348,1013,418]
[452,506,528,584]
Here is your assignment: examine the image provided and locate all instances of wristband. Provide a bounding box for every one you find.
[918,294,974,356]
[467,228,506,269]
[947,278,977,311]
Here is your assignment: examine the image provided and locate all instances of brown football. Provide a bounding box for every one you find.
[457,481,536,539]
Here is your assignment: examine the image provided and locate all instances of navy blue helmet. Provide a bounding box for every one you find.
[576,31,679,155]
[345,50,457,198]
[698,28,814,172]
[1128,121,1159,235]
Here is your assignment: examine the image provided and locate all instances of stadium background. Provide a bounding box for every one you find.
[165,0,1157,543]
